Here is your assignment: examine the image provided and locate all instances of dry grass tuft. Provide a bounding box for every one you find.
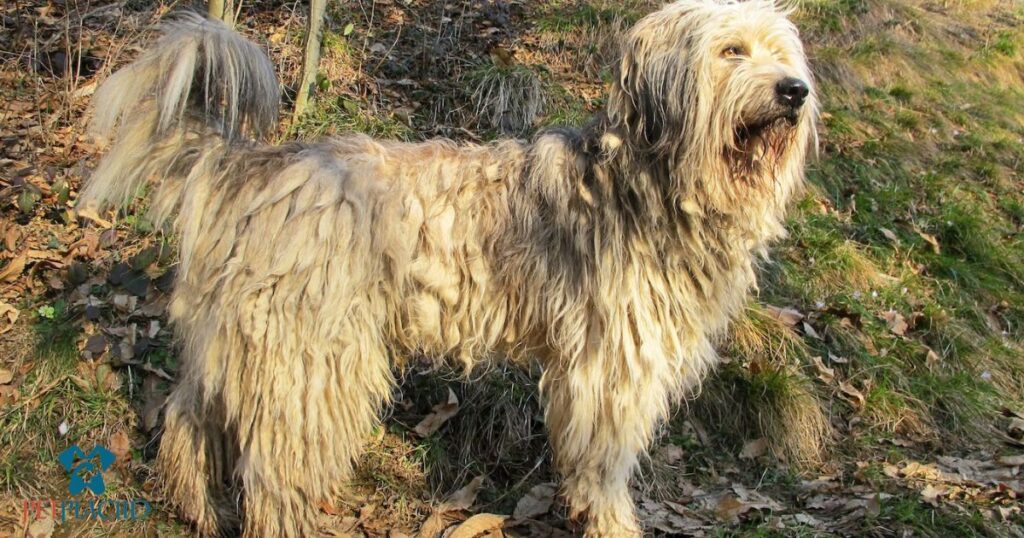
[695,364,830,467]
[729,304,811,365]
[688,305,831,467]
[466,63,547,136]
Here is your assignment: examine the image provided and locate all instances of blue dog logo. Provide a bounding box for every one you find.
[58,445,115,495]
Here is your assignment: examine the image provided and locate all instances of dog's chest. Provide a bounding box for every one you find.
[628,232,760,346]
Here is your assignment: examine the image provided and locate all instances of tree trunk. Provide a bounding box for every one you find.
[208,0,236,26]
[293,0,327,121]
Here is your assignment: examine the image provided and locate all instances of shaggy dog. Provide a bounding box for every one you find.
[80,0,815,535]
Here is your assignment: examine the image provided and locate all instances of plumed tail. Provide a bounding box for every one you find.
[80,11,278,215]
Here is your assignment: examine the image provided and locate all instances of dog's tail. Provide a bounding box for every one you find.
[80,12,278,217]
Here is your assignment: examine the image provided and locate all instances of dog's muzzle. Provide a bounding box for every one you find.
[775,77,809,110]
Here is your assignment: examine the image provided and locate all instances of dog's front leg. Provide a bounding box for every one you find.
[542,352,674,537]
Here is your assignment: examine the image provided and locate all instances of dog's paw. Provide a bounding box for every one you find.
[581,513,642,538]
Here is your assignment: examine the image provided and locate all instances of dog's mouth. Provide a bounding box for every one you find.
[735,113,796,151]
[728,113,798,171]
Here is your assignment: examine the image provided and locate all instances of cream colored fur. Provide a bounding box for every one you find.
[81,2,816,536]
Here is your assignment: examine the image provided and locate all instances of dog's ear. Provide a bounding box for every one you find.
[608,14,698,156]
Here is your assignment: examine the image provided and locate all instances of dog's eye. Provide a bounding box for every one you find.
[722,45,746,58]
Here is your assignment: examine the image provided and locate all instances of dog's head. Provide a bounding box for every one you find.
[609,0,816,208]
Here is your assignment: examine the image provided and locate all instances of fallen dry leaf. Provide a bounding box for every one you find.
[513,482,556,519]
[827,352,849,364]
[0,301,18,334]
[656,443,684,465]
[879,227,899,243]
[140,375,167,432]
[65,231,100,260]
[414,387,460,437]
[802,321,822,340]
[0,368,12,385]
[0,251,27,282]
[417,512,450,538]
[996,454,1024,467]
[638,497,707,535]
[81,334,107,360]
[838,381,866,410]
[27,514,55,538]
[95,363,121,392]
[881,310,908,336]
[809,356,835,384]
[713,485,784,524]
[714,496,751,524]
[75,207,113,228]
[739,438,768,460]
[937,455,1021,484]
[1007,417,1024,440]
[791,513,824,528]
[447,513,507,538]
[765,305,804,327]
[418,476,489,537]
[444,475,486,512]
[72,81,97,99]
[920,483,945,506]
[913,225,941,254]
[317,500,342,516]
[109,430,130,463]
[732,484,785,511]
[3,223,20,251]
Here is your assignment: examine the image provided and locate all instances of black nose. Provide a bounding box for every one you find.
[775,77,809,108]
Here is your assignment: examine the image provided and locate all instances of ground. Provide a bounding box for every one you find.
[0,0,1022,536]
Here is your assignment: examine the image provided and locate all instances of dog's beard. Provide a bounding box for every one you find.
[725,113,798,182]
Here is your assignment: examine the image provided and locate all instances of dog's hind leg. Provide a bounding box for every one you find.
[542,357,676,538]
[231,302,395,537]
[158,381,238,536]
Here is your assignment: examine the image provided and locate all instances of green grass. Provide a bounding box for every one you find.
[872,495,995,536]
[535,1,646,32]
[289,96,413,140]
[724,0,1024,462]
[0,301,135,497]
[542,87,592,128]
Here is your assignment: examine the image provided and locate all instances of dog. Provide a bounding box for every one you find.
[80,1,815,535]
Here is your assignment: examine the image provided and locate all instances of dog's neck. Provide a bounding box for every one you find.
[567,114,792,249]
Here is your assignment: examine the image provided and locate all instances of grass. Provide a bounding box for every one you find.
[289,96,413,140]
[0,304,133,493]
[542,87,592,128]
[535,1,647,33]
[757,0,1024,453]
[872,495,995,536]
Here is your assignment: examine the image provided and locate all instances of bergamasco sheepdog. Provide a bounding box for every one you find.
[80,0,816,535]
